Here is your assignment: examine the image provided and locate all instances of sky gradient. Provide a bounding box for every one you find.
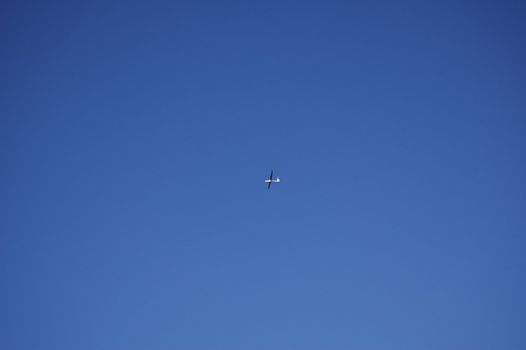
[2,1,526,349]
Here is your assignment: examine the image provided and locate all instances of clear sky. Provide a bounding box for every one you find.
[1,0,526,349]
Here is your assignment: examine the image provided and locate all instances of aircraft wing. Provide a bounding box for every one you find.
[267,170,274,189]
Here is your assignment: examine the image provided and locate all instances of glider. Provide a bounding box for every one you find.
[265,170,281,189]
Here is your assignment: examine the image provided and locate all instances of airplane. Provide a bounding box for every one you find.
[265,170,280,189]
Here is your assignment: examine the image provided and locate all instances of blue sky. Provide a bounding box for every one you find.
[1,0,526,349]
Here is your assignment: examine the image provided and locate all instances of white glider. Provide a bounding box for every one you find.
[265,170,281,190]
